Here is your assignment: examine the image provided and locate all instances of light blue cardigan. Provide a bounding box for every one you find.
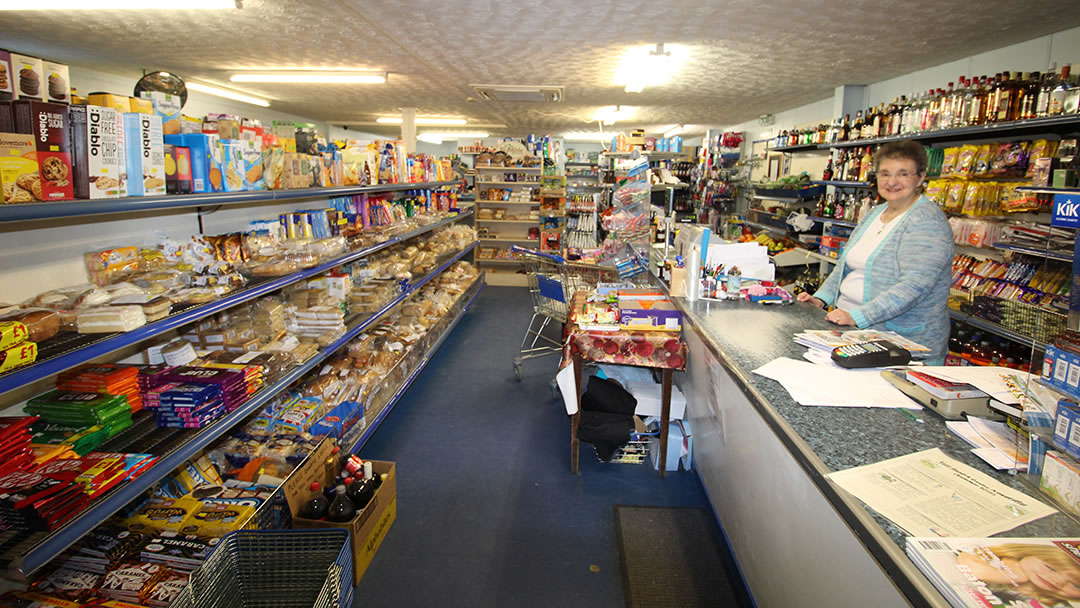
[813,195,954,364]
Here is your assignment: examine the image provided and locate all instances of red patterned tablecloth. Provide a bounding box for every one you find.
[562,293,687,370]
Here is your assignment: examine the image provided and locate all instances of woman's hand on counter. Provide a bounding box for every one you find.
[796,292,825,309]
[825,308,856,326]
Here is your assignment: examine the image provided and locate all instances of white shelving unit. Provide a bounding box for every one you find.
[473,164,544,286]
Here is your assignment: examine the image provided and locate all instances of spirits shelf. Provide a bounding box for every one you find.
[811,180,874,188]
[0,181,462,224]
[4,241,477,578]
[346,277,484,453]
[0,210,473,398]
[766,143,824,153]
[828,114,1080,149]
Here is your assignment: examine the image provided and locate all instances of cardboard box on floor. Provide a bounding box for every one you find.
[283,439,397,584]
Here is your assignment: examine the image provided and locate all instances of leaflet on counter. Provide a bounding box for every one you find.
[826,448,1056,538]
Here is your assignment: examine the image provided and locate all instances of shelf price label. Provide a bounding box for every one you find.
[1052,194,1080,228]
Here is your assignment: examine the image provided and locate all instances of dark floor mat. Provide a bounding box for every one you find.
[614,506,739,608]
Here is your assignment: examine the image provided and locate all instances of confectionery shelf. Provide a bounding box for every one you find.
[3,240,478,579]
[990,242,1073,261]
[0,180,462,223]
[345,276,484,454]
[0,210,474,398]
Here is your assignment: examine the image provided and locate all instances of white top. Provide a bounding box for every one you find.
[836,209,908,312]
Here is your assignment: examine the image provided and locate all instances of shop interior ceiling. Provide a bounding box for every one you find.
[4,0,1080,138]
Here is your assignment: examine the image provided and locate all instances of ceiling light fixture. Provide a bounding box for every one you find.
[418,132,490,140]
[186,82,270,107]
[0,0,239,8]
[616,43,685,94]
[663,125,685,139]
[230,71,386,84]
[593,105,633,126]
[417,133,444,145]
[375,116,468,126]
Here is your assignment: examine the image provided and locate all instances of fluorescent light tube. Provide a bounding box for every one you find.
[0,0,237,8]
[663,125,684,139]
[376,117,468,126]
[231,72,386,84]
[186,82,270,107]
[419,132,489,139]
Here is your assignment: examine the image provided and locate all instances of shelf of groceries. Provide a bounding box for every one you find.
[0,210,474,395]
[0,236,483,585]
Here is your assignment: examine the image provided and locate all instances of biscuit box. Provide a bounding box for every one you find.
[163,144,193,195]
[42,60,69,104]
[87,92,131,114]
[123,112,165,197]
[0,50,14,102]
[0,133,38,203]
[240,138,264,190]
[69,104,123,199]
[12,100,74,201]
[10,53,43,101]
[218,139,244,192]
[140,91,182,136]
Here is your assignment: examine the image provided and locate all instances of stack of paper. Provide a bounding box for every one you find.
[753,357,920,409]
[946,417,1029,471]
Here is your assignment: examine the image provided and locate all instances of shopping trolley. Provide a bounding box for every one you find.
[510,245,621,380]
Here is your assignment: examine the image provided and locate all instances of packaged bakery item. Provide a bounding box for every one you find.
[76,306,147,333]
[85,246,138,286]
[0,308,59,342]
[123,112,165,196]
[10,53,43,101]
[69,104,123,199]
[990,141,1029,177]
[217,139,245,192]
[0,132,38,203]
[12,100,74,201]
[240,139,264,190]
[139,90,181,136]
[42,60,69,104]
[0,49,13,102]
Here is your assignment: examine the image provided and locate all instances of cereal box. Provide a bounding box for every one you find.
[123,112,165,196]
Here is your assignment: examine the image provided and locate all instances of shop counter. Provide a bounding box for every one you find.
[671,296,1080,607]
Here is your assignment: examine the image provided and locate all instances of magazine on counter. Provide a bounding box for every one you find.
[906,537,1080,608]
[793,329,931,355]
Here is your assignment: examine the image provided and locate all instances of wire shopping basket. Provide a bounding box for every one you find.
[169,529,353,608]
[510,246,622,380]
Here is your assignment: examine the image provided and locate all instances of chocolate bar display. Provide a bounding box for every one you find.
[138,531,219,571]
[97,561,163,603]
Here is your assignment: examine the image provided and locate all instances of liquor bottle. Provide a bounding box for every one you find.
[851,111,864,140]
[846,149,862,181]
[870,103,882,138]
[902,92,919,134]
[969,76,989,125]
[327,484,356,522]
[938,82,955,129]
[822,158,834,181]
[985,73,1004,123]
[840,114,851,141]
[858,147,874,182]
[952,78,971,128]
[844,195,856,221]
[815,194,826,216]
[300,482,329,520]
[1065,72,1080,114]
[891,96,906,135]
[1050,65,1071,115]
[1036,63,1057,117]
[1018,71,1040,119]
[926,89,944,131]
[833,194,845,219]
[823,193,835,218]
[995,71,1017,122]
[917,89,933,131]
[827,118,840,144]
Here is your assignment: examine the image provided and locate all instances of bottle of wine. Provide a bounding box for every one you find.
[300,482,329,520]
[327,484,357,523]
[1050,65,1071,115]
[1036,64,1057,117]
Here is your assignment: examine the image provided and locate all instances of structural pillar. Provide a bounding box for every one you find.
[401,107,417,155]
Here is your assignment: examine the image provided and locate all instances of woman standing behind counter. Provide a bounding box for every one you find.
[796,141,954,364]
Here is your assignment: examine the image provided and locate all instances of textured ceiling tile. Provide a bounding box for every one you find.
[1,0,1078,134]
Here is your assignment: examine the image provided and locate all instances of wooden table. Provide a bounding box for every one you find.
[562,293,688,477]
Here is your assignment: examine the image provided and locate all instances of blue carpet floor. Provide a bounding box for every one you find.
[354,285,747,607]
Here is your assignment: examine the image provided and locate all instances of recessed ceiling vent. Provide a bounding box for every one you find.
[471,85,564,103]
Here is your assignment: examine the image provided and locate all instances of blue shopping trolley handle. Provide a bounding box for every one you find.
[510,245,565,264]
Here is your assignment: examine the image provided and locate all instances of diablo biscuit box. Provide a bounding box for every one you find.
[69,104,123,199]
[0,132,38,203]
[123,112,165,196]
[12,100,74,201]
[10,53,43,101]
[0,50,13,102]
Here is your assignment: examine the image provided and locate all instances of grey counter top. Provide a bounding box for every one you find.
[673,295,1080,602]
